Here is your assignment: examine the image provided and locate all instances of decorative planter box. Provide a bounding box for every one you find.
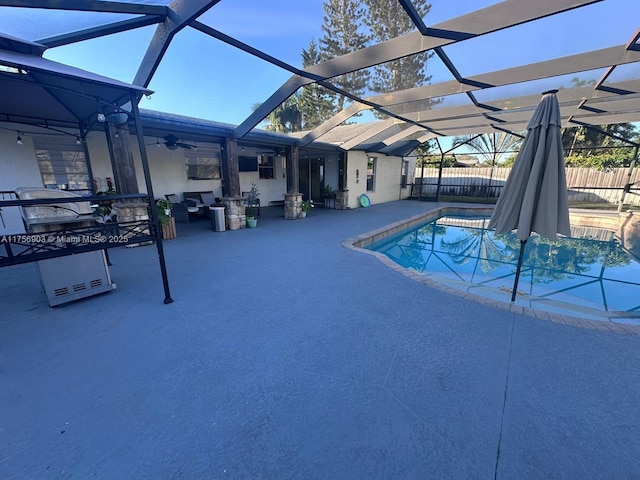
[161,217,177,240]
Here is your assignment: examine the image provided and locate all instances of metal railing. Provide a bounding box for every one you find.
[0,193,157,268]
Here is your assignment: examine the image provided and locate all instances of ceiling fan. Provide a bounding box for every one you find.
[156,134,195,150]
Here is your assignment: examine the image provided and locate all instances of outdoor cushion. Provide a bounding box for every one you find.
[200,192,216,206]
[166,194,180,204]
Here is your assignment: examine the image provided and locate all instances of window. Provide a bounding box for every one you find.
[258,154,275,179]
[366,156,376,191]
[401,160,409,188]
[34,137,89,191]
[185,148,221,180]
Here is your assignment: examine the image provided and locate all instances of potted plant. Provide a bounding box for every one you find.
[323,184,336,209]
[94,180,117,223]
[245,182,260,228]
[300,199,312,218]
[156,199,176,239]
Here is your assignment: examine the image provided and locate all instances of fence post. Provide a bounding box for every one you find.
[436,152,445,202]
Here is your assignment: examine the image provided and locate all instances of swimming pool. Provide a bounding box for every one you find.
[364,211,640,324]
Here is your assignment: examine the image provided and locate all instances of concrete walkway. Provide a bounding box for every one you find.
[1,201,639,479]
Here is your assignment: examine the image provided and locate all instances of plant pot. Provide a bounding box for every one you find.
[161,217,177,239]
[299,211,307,218]
[247,217,258,228]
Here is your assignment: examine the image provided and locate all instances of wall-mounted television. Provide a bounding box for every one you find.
[239,156,258,172]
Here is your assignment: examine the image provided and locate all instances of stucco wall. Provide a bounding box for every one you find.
[0,128,415,236]
[345,151,414,209]
[123,135,224,201]
[237,149,287,205]
[88,135,289,204]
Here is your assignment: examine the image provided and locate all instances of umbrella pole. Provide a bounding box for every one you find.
[511,239,527,302]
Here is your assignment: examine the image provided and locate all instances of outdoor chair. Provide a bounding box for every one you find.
[165,194,191,223]
[183,192,208,217]
[199,191,218,207]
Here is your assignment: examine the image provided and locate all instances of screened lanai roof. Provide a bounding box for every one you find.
[0,0,639,155]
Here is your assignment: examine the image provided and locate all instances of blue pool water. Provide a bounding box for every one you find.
[366,214,640,322]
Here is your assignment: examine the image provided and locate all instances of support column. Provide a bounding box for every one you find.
[105,116,138,194]
[221,137,241,197]
[111,202,152,247]
[130,96,173,304]
[106,113,149,246]
[284,193,302,220]
[285,145,299,194]
[220,138,244,229]
[284,145,301,219]
[335,190,349,210]
[221,196,246,230]
[336,152,349,209]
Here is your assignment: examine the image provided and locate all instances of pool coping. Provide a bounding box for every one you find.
[342,203,640,337]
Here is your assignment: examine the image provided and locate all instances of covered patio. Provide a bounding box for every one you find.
[1,1,640,477]
[1,202,639,478]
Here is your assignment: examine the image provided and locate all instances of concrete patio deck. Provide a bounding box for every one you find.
[1,201,639,479]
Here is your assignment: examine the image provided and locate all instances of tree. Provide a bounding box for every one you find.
[319,0,370,112]
[562,123,638,157]
[363,0,437,116]
[253,96,302,133]
[298,38,338,129]
[452,132,522,165]
[560,77,639,157]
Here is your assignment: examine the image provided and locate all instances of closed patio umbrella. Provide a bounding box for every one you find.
[488,90,571,301]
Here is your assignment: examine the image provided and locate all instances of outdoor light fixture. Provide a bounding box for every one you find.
[16,131,22,145]
[156,138,161,147]
[97,112,106,122]
[76,136,81,145]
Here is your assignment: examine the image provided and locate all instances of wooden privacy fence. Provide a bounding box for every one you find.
[413,167,640,205]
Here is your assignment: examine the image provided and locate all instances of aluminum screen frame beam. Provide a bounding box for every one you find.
[133,0,223,88]
[38,15,166,48]
[304,43,640,151]
[235,0,601,138]
[0,0,168,15]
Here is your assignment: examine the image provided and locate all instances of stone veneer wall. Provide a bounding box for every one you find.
[335,190,349,210]
[284,193,302,219]
[113,201,152,247]
[221,197,246,230]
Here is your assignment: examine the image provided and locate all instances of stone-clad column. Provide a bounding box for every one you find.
[221,196,246,230]
[284,193,302,220]
[335,190,349,210]
[284,146,301,219]
[113,201,151,246]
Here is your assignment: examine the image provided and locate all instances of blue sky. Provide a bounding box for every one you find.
[0,0,638,127]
